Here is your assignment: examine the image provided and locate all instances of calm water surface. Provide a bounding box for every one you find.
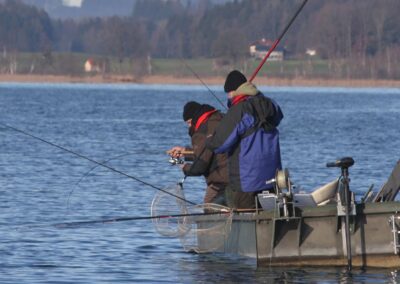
[0,83,400,283]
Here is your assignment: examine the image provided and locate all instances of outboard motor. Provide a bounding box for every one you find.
[326,157,356,214]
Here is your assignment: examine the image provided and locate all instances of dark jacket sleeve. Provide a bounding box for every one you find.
[183,131,214,176]
[267,98,284,128]
[252,95,284,131]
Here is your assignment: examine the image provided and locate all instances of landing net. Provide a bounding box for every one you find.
[179,203,233,253]
[150,183,233,253]
[151,183,190,237]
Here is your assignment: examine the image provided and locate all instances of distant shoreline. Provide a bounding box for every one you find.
[0,74,399,88]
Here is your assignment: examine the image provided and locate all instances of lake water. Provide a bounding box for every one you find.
[0,82,400,283]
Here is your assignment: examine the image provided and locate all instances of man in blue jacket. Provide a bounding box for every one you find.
[206,70,283,209]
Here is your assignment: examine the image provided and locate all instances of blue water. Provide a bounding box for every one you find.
[1,82,400,283]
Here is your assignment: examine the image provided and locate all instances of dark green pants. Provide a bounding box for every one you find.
[204,184,227,206]
[225,187,257,209]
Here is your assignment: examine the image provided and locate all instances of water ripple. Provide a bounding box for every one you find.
[0,83,399,283]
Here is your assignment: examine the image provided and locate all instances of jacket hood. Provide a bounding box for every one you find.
[228,82,259,98]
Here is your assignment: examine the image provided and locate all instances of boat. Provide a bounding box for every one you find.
[187,157,400,268]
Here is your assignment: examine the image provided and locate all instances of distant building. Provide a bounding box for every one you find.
[306,48,317,57]
[84,58,101,73]
[249,38,284,61]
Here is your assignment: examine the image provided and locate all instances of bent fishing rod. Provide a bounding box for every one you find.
[0,122,196,205]
[249,0,308,82]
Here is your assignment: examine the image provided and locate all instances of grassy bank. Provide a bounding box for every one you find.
[1,74,400,89]
[0,52,399,87]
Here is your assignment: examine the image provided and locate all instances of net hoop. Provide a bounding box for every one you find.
[151,184,234,252]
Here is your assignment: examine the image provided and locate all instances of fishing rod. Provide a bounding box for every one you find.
[22,207,258,230]
[56,210,231,228]
[179,58,227,111]
[249,0,309,82]
[166,149,194,156]
[1,122,196,205]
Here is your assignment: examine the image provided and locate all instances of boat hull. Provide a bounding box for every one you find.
[196,202,400,267]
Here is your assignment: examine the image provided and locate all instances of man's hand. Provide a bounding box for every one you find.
[166,146,186,158]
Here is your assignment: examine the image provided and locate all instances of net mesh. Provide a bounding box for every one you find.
[179,203,233,253]
[151,183,191,237]
[151,184,233,253]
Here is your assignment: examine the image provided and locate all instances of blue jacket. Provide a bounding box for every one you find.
[206,85,283,193]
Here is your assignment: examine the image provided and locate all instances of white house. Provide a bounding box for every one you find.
[306,48,317,57]
[84,58,101,73]
[249,38,285,61]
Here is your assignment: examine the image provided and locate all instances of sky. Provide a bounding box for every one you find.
[62,0,83,7]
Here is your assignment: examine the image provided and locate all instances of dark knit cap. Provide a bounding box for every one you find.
[224,70,247,93]
[183,101,202,121]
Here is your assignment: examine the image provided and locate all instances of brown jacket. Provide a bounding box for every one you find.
[183,111,228,190]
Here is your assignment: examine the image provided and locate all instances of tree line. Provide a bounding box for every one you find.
[0,0,399,79]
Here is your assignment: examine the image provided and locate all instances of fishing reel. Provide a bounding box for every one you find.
[266,168,292,195]
[168,157,184,166]
[265,168,294,218]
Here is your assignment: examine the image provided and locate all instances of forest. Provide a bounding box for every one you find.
[0,0,399,80]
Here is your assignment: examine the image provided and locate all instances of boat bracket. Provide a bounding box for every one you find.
[270,193,303,249]
[335,188,357,235]
[389,214,400,254]
[336,188,357,217]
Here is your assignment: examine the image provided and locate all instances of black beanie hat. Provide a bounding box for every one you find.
[224,70,247,93]
[183,101,202,121]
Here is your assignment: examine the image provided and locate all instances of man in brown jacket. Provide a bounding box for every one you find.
[168,101,228,205]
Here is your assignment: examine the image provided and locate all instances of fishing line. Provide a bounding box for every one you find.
[1,122,196,205]
[67,151,136,210]
[249,0,309,82]
[179,58,227,110]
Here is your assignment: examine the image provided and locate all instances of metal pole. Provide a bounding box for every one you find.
[342,167,353,270]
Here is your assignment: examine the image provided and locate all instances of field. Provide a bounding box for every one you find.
[0,52,399,87]
[0,52,337,77]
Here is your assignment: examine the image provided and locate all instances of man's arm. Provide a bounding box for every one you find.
[183,132,213,176]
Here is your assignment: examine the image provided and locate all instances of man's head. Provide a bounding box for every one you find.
[183,101,202,123]
[224,70,247,93]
